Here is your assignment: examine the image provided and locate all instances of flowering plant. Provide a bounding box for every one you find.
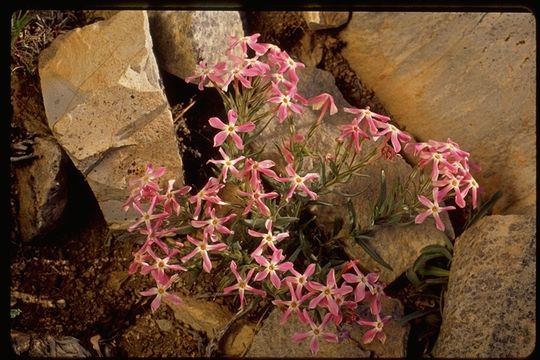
[122,33,480,355]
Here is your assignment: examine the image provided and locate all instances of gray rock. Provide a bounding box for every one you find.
[38,11,184,229]
[14,136,69,242]
[341,12,536,215]
[148,11,244,80]
[432,215,536,358]
[11,330,92,357]
[303,12,350,30]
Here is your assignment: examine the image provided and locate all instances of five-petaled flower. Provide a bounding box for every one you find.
[358,313,392,344]
[191,207,236,242]
[208,109,255,150]
[253,249,294,289]
[140,274,182,313]
[248,218,289,257]
[223,260,266,309]
[308,268,352,316]
[141,248,187,283]
[180,234,227,273]
[291,310,338,355]
[272,282,310,325]
[342,260,379,303]
[415,188,456,231]
[280,164,320,201]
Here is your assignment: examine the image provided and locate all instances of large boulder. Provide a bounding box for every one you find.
[432,215,536,358]
[38,11,184,229]
[340,12,536,215]
[148,11,244,80]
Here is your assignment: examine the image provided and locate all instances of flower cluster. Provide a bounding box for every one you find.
[405,139,480,231]
[124,33,481,355]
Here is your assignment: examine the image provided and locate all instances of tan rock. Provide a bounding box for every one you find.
[246,308,370,358]
[221,322,256,357]
[433,215,536,358]
[148,11,244,80]
[341,12,536,215]
[303,11,350,30]
[38,10,184,229]
[169,295,233,338]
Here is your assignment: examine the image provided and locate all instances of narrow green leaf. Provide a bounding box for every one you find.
[413,252,446,272]
[346,198,357,230]
[288,245,302,263]
[375,170,387,214]
[353,235,393,271]
[464,190,503,229]
[406,268,422,287]
[417,266,450,277]
[274,217,299,227]
[420,245,453,261]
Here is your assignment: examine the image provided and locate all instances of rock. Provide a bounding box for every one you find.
[246,307,370,358]
[38,10,184,229]
[303,12,350,30]
[148,11,244,80]
[360,296,409,358]
[340,12,536,215]
[341,222,451,284]
[432,215,536,358]
[155,319,173,332]
[258,66,454,283]
[13,136,69,242]
[169,295,233,338]
[11,330,92,357]
[221,322,256,357]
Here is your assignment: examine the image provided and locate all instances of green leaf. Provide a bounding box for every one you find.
[374,170,387,215]
[413,252,448,272]
[288,245,302,263]
[352,235,393,271]
[176,225,196,235]
[406,268,422,287]
[346,198,358,230]
[274,217,299,227]
[306,200,334,207]
[420,245,453,261]
[464,190,503,230]
[331,189,365,198]
[416,266,450,277]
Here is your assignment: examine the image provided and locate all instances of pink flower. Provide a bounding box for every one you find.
[123,163,166,210]
[191,207,236,242]
[415,188,456,231]
[280,164,320,201]
[418,149,458,181]
[140,227,177,253]
[188,177,225,220]
[141,248,187,283]
[275,51,305,84]
[308,93,337,124]
[180,235,227,273]
[343,106,390,135]
[375,121,412,153]
[185,61,227,90]
[291,310,338,355]
[342,261,378,302]
[244,55,271,76]
[358,313,392,344]
[243,158,279,188]
[283,263,316,293]
[434,172,466,208]
[248,218,289,257]
[337,115,371,153]
[227,33,269,57]
[267,83,304,123]
[159,179,191,216]
[223,260,266,309]
[253,249,294,289]
[140,274,182,312]
[460,172,480,209]
[208,109,255,150]
[128,249,151,274]
[208,148,245,183]
[128,196,169,233]
[238,183,278,217]
[221,56,260,91]
[272,282,310,324]
[308,269,352,316]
